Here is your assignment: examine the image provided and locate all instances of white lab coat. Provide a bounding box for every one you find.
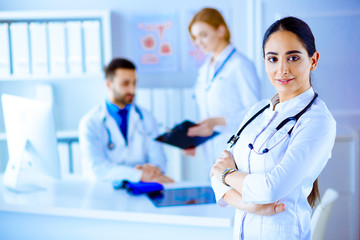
[212,88,336,240]
[194,43,261,175]
[79,101,166,182]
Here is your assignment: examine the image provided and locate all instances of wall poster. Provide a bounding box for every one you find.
[132,15,178,72]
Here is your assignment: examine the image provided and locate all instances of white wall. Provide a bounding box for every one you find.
[0,0,248,132]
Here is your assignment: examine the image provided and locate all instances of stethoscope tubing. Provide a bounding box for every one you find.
[211,48,236,82]
[103,117,115,150]
[205,48,236,91]
[227,93,318,154]
[103,104,145,150]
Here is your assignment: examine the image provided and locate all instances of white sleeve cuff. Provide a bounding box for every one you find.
[211,175,231,207]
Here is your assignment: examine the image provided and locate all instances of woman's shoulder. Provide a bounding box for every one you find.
[309,98,336,125]
[231,50,256,68]
[294,97,336,137]
[225,50,258,79]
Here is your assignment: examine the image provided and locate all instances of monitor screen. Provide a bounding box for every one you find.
[1,94,61,192]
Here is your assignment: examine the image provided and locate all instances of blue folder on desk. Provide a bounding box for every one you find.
[155,120,220,149]
[147,186,216,207]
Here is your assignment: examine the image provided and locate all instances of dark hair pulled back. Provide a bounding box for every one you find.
[262,16,316,58]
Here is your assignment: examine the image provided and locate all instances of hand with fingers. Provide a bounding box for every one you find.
[210,150,236,181]
[249,201,286,216]
[187,117,225,137]
[136,164,162,181]
[136,163,174,184]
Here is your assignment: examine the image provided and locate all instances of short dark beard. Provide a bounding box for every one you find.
[113,94,134,108]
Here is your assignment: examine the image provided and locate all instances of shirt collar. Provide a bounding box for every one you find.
[106,99,131,115]
[270,87,315,112]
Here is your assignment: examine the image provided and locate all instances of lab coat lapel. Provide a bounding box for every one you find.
[127,105,142,146]
[102,103,126,147]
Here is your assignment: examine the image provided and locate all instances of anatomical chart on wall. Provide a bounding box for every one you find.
[132,15,178,72]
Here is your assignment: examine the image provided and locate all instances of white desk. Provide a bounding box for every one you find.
[0,177,234,240]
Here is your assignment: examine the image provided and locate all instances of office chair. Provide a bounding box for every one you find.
[311,188,339,240]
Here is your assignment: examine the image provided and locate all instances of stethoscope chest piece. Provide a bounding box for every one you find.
[108,142,115,150]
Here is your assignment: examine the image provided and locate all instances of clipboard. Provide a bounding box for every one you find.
[146,186,216,207]
[155,120,220,149]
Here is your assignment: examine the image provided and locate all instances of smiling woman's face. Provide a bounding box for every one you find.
[264,30,319,102]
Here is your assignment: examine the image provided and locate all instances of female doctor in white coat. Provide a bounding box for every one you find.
[186,8,261,175]
[210,17,336,239]
[79,58,173,183]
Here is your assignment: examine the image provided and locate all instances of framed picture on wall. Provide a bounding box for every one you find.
[132,14,178,72]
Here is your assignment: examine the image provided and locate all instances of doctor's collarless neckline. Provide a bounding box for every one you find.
[205,44,236,86]
[270,88,315,112]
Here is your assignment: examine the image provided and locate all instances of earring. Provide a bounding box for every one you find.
[311,66,314,70]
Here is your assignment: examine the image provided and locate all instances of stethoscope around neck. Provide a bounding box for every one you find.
[227,93,319,154]
[103,105,144,150]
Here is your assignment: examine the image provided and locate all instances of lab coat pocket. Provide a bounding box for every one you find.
[261,223,300,240]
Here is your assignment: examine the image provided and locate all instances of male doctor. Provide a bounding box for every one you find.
[79,58,173,183]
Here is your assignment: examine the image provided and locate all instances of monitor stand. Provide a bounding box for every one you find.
[3,139,47,193]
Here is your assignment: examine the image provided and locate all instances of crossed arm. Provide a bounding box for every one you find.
[210,151,285,216]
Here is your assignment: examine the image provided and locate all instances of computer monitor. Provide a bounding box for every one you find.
[1,94,61,192]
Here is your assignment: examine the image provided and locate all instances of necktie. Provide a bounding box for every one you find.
[118,108,128,144]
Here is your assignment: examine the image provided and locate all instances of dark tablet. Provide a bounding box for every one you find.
[155,120,220,149]
[147,186,216,207]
